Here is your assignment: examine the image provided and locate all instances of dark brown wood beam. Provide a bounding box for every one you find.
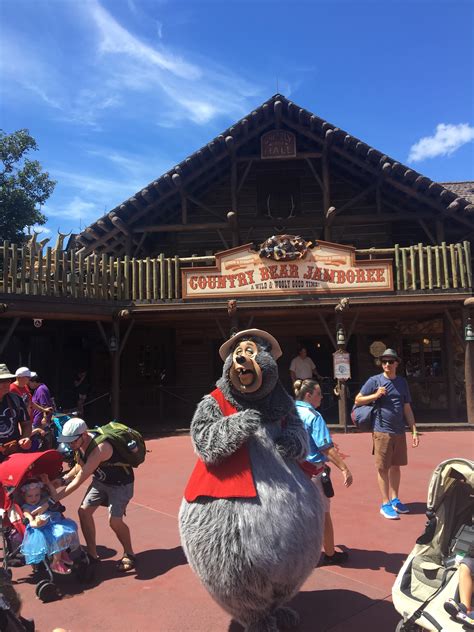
[332,183,377,220]
[283,116,474,230]
[236,151,322,163]
[181,192,188,225]
[227,211,240,248]
[322,146,331,241]
[0,316,20,354]
[418,219,436,245]
[187,195,227,221]
[237,160,253,194]
[77,116,275,255]
[132,222,229,233]
[304,157,324,190]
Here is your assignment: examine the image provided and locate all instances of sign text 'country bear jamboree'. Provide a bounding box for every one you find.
[182,238,393,299]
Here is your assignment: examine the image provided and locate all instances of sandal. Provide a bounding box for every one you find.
[51,561,71,575]
[117,554,136,572]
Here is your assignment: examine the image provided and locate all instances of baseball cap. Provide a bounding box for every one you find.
[15,367,32,378]
[57,418,88,443]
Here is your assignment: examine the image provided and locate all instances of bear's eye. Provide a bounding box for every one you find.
[245,346,255,356]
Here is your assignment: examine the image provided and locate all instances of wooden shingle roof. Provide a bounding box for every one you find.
[441,182,474,207]
[76,94,474,254]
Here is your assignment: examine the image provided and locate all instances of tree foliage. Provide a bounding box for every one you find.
[0,129,56,243]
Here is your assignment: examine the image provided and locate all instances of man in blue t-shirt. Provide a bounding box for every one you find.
[355,349,419,520]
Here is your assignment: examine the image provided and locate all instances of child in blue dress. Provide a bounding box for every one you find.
[20,474,80,574]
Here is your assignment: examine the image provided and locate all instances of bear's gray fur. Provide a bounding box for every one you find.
[179,334,324,630]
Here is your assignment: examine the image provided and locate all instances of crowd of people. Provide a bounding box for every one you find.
[0,362,136,575]
[0,345,471,630]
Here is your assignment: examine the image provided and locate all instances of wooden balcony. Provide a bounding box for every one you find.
[0,240,471,303]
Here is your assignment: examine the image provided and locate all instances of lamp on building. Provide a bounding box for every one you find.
[465,319,474,342]
[109,335,118,352]
[336,324,346,348]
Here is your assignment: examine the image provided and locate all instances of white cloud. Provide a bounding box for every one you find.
[46,196,97,221]
[408,123,474,162]
[89,0,200,80]
[23,225,52,236]
[0,1,260,128]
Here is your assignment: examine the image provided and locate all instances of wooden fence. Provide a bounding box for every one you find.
[0,240,471,301]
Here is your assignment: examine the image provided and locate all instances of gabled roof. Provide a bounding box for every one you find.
[76,94,474,254]
[441,182,474,205]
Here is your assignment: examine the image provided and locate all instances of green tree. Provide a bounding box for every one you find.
[0,129,56,243]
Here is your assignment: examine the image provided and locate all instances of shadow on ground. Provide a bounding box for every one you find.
[329,547,406,575]
[228,589,399,632]
[134,545,187,580]
[405,502,427,515]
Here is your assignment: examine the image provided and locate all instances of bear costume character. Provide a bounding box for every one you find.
[179,329,324,631]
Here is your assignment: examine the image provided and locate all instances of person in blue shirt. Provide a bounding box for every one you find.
[355,348,419,521]
[294,379,353,565]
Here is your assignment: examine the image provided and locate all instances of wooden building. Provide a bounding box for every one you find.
[1,94,473,427]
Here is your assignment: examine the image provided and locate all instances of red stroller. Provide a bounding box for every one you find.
[0,450,89,602]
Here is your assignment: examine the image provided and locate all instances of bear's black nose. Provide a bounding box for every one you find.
[235,355,246,365]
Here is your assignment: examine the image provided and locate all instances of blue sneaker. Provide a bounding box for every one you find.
[391,497,410,514]
[380,502,400,519]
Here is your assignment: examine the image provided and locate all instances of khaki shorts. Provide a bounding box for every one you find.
[372,432,408,469]
[311,472,330,513]
[81,479,134,518]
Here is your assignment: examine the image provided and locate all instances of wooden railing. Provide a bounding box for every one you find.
[0,240,471,301]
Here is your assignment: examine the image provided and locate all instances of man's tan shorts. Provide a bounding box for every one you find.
[372,432,407,469]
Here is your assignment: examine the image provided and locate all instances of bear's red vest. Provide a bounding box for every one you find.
[183,388,258,502]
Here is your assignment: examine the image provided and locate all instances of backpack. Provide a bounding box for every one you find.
[350,402,379,432]
[84,421,146,468]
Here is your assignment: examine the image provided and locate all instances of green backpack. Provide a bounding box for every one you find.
[84,421,146,468]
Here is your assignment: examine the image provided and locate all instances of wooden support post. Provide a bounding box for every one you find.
[227,211,240,248]
[0,317,20,355]
[338,380,348,432]
[443,313,457,420]
[230,155,237,215]
[463,299,474,424]
[227,299,238,336]
[111,320,120,420]
[322,147,331,241]
[181,192,188,225]
[435,220,445,244]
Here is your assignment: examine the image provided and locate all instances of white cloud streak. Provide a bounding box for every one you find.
[408,123,474,162]
[1,0,260,128]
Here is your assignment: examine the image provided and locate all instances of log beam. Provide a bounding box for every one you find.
[0,317,20,355]
[133,222,228,233]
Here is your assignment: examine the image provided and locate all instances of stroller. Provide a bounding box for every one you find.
[0,450,90,602]
[392,458,474,631]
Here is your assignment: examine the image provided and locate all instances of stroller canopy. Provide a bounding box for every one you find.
[426,458,474,511]
[0,450,63,489]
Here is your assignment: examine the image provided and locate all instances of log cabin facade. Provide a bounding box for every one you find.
[1,94,473,428]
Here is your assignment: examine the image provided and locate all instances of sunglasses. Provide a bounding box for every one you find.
[381,359,396,365]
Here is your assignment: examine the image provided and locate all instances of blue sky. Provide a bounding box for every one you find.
[1,0,473,240]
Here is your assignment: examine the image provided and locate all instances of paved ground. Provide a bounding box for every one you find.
[11,430,473,632]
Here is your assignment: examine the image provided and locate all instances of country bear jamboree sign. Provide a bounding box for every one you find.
[181,241,393,299]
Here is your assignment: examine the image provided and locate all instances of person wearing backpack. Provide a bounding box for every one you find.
[354,349,419,521]
[55,417,142,572]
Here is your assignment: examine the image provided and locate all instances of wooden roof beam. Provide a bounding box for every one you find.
[282,116,473,228]
[132,222,228,233]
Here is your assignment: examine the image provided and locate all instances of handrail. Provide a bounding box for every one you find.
[0,240,471,300]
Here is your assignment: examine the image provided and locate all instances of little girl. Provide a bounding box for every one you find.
[20,474,80,575]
